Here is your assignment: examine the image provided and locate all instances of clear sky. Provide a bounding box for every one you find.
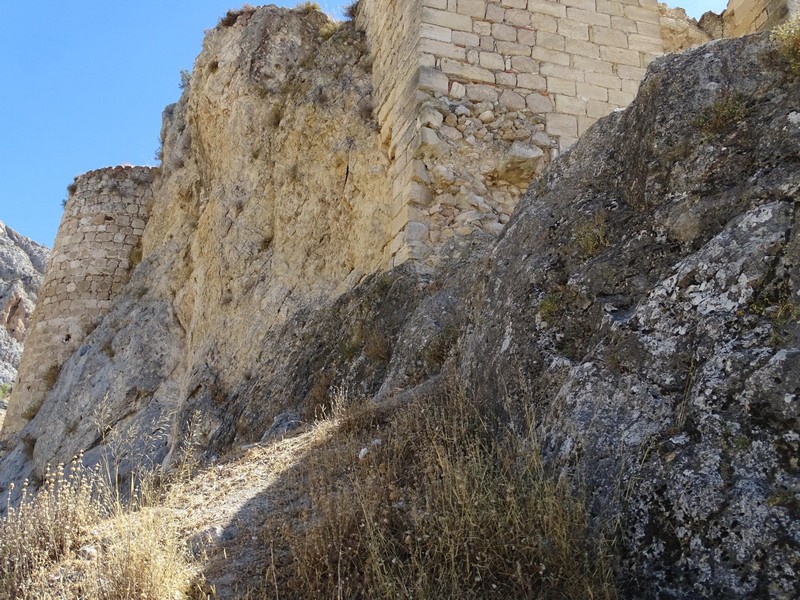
[1,1,726,247]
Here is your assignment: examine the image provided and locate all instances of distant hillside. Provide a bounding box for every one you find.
[0,220,48,387]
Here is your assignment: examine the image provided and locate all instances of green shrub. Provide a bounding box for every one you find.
[178,69,191,89]
[697,93,748,133]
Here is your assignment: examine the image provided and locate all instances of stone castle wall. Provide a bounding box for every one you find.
[359,0,664,266]
[725,0,796,36]
[3,166,155,437]
[357,0,428,264]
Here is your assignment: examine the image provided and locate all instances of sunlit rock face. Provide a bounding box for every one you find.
[0,220,48,385]
[0,4,798,597]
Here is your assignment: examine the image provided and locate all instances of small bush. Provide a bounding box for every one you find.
[697,93,748,133]
[219,9,241,27]
[179,69,191,89]
[364,329,390,363]
[575,212,609,257]
[0,383,10,403]
[319,21,339,40]
[773,14,800,75]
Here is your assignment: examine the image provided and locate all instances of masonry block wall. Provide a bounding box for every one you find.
[3,166,155,437]
[359,0,664,266]
[726,0,796,36]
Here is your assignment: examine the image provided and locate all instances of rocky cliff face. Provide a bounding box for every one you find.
[459,33,800,598]
[0,221,48,386]
[1,5,798,598]
[0,6,391,487]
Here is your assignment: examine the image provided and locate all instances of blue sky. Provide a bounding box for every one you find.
[1,1,726,247]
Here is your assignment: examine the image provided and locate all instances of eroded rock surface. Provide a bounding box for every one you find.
[0,6,391,492]
[460,33,800,598]
[659,3,714,52]
[0,221,48,385]
[0,10,798,600]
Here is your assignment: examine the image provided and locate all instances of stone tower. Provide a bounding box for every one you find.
[2,166,155,438]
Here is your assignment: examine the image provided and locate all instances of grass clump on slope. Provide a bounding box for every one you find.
[773,13,800,75]
[0,457,196,599]
[268,387,617,599]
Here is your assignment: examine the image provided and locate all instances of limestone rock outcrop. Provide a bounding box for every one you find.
[1,4,799,598]
[0,6,392,487]
[459,32,800,598]
[0,221,48,386]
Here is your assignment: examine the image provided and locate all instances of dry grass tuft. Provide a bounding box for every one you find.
[575,212,609,257]
[296,1,321,14]
[265,388,617,599]
[0,457,196,599]
[773,13,800,75]
[344,1,360,20]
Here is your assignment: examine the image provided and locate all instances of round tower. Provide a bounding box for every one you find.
[2,166,155,438]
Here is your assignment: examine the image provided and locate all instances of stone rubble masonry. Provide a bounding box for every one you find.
[725,0,796,36]
[3,166,155,438]
[358,0,665,266]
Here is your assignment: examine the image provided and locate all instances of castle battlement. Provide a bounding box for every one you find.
[3,166,155,437]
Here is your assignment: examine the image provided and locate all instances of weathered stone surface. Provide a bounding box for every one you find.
[0,221,48,385]
[460,33,800,598]
[1,8,799,599]
[659,4,713,53]
[0,6,392,492]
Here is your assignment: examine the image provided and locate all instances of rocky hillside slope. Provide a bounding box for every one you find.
[0,221,48,387]
[1,5,798,599]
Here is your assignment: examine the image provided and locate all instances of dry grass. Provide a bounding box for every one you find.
[0,387,616,599]
[575,212,609,257]
[697,92,748,133]
[263,388,617,599]
[296,2,321,14]
[0,457,196,599]
[344,1,360,20]
[773,14,800,75]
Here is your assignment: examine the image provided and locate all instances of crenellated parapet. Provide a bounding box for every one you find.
[2,166,155,438]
